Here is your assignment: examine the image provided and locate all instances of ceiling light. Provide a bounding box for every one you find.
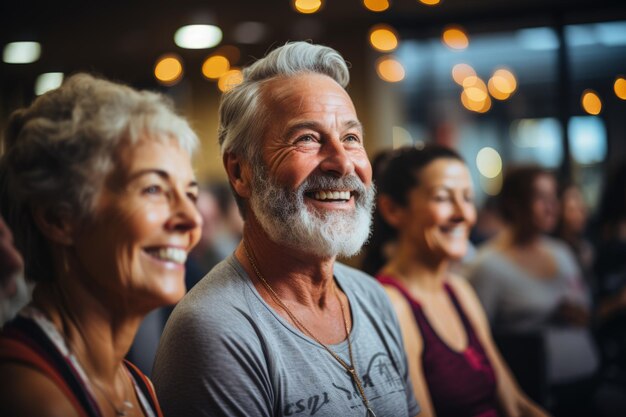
[174,25,222,49]
[3,41,41,64]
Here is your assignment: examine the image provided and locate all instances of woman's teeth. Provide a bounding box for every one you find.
[147,247,187,264]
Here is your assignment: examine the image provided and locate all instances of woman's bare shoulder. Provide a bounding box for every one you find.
[0,361,80,417]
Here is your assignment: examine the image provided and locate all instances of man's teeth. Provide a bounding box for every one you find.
[148,247,187,264]
[313,191,351,201]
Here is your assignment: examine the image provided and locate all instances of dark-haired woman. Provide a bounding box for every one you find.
[363,145,547,417]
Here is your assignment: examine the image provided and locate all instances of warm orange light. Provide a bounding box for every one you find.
[363,0,390,12]
[452,63,476,86]
[376,57,405,82]
[488,68,517,100]
[419,0,441,5]
[202,55,230,80]
[294,0,322,14]
[442,26,469,50]
[614,77,626,100]
[154,54,183,86]
[461,90,491,113]
[581,89,602,115]
[369,25,399,52]
[218,69,244,92]
[462,76,488,102]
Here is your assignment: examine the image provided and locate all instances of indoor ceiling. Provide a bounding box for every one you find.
[1,0,624,91]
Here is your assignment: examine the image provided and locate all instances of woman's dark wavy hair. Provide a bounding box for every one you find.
[361,144,464,276]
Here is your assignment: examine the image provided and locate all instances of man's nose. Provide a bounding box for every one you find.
[319,139,355,178]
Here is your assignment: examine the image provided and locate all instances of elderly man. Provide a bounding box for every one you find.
[153,41,419,417]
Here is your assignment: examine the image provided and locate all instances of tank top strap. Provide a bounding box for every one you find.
[376,274,438,339]
[443,282,478,342]
[377,275,421,308]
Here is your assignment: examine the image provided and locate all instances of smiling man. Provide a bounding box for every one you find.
[152,42,419,417]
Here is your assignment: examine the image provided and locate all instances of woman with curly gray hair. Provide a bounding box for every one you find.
[0,73,202,417]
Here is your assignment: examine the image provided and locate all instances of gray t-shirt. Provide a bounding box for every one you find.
[153,255,419,417]
[467,237,599,383]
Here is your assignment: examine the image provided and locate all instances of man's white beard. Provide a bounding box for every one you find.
[249,166,375,259]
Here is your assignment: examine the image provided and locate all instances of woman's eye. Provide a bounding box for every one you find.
[187,192,199,203]
[143,185,163,195]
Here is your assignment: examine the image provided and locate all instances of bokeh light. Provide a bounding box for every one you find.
[174,25,222,49]
[442,26,469,50]
[3,41,41,64]
[476,147,502,178]
[419,0,441,5]
[488,68,517,100]
[452,63,476,85]
[614,76,626,100]
[581,89,602,115]
[293,0,323,14]
[154,54,183,86]
[369,25,399,52]
[363,0,390,12]
[461,76,491,112]
[376,56,405,82]
[35,72,64,95]
[202,55,230,80]
[218,69,244,92]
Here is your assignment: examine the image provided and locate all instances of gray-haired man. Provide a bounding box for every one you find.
[153,41,419,417]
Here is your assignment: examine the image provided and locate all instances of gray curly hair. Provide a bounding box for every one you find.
[0,73,198,283]
[217,41,350,215]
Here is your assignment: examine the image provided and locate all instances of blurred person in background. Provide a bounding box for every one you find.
[0,73,202,416]
[362,145,548,417]
[467,165,599,417]
[554,182,594,283]
[185,181,243,290]
[0,215,31,325]
[592,162,626,415]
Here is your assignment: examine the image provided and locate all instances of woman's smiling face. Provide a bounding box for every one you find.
[72,137,202,311]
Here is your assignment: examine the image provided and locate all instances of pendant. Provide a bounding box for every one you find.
[366,407,377,417]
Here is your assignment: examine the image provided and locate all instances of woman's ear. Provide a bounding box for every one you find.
[223,152,252,199]
[31,207,75,246]
[378,194,405,229]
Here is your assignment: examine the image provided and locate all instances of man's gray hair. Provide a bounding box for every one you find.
[217,41,350,162]
[0,73,198,283]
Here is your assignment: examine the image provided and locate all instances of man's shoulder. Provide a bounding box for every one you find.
[170,256,254,327]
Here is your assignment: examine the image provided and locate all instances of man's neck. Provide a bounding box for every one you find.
[237,237,337,307]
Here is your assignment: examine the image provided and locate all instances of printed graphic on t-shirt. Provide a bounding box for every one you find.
[282,352,406,416]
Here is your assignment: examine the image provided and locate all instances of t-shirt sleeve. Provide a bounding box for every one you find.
[152,305,274,417]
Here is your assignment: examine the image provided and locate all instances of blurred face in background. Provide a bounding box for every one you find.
[530,173,559,234]
[397,158,476,262]
[561,185,588,235]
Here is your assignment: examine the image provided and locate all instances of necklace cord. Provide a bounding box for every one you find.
[242,241,375,414]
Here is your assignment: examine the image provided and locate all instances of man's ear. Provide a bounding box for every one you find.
[223,152,252,199]
[377,194,405,229]
[31,207,75,246]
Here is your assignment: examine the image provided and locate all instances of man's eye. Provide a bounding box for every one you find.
[296,135,315,143]
[344,134,360,143]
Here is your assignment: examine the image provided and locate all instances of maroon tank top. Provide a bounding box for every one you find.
[378,275,500,417]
